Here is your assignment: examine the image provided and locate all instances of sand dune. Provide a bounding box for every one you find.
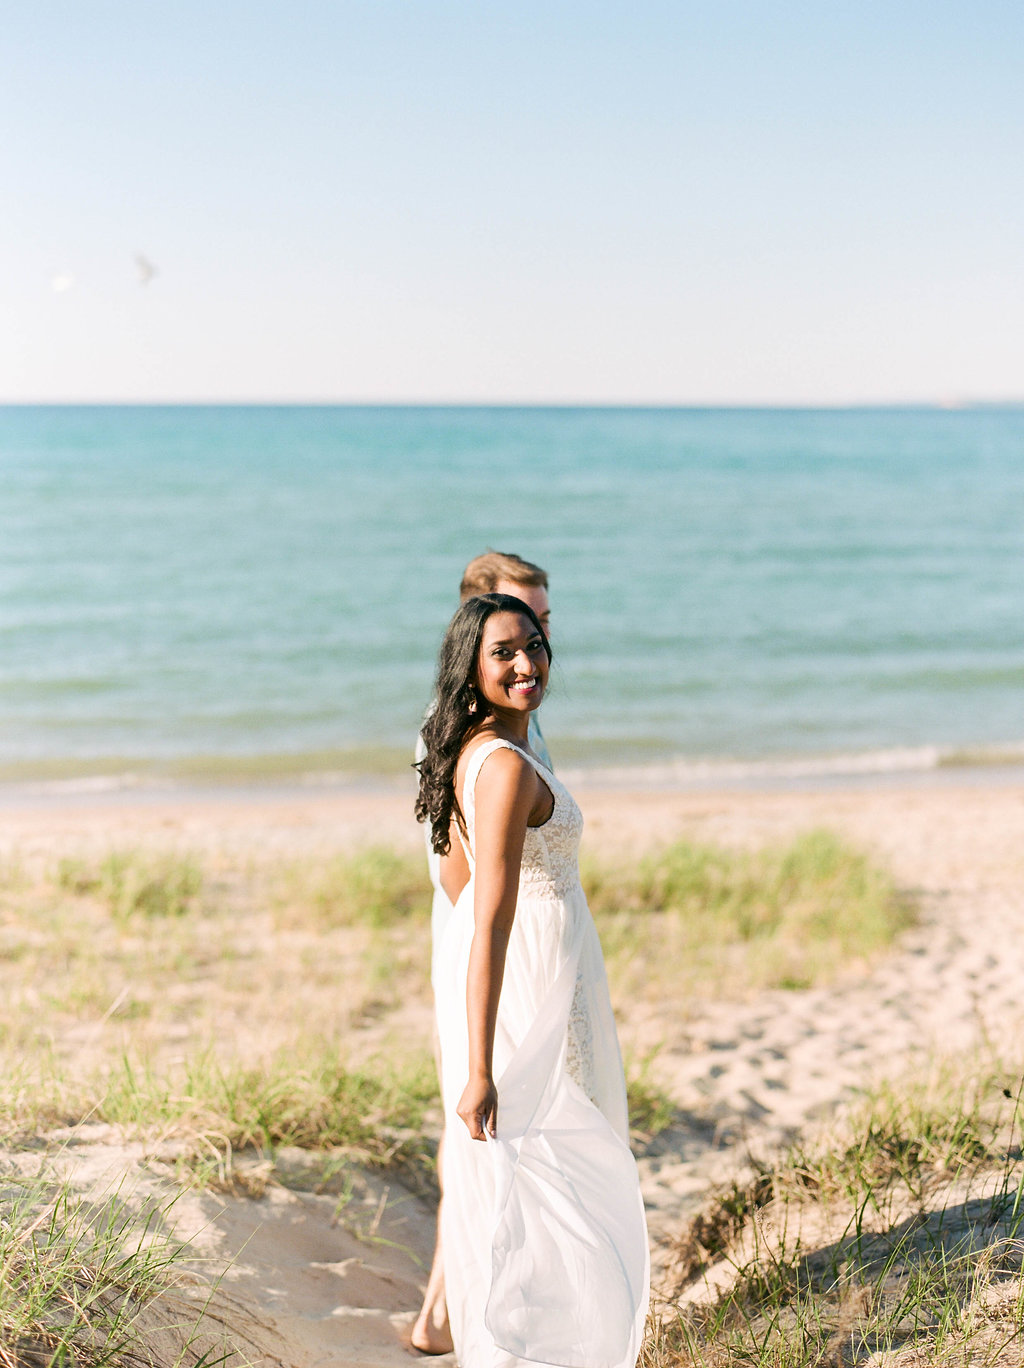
[4,776,1022,1364]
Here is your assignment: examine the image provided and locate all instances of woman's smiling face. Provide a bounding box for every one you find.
[475,610,550,717]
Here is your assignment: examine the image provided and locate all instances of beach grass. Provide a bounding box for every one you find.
[0,1047,442,1196]
[626,1049,679,1140]
[0,821,975,1365]
[587,828,914,998]
[0,830,911,1156]
[647,1052,1024,1366]
[0,1168,244,1368]
[98,1048,440,1184]
[56,850,204,922]
[269,845,432,929]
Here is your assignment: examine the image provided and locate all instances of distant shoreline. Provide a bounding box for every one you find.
[3,743,1024,811]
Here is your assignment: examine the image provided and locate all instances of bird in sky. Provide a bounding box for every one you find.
[135,253,158,286]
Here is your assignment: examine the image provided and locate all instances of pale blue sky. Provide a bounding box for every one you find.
[3,1,1022,403]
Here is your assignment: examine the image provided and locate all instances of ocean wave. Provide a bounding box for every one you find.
[3,739,1024,799]
[560,742,1024,788]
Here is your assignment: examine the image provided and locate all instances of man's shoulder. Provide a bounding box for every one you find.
[528,714,553,770]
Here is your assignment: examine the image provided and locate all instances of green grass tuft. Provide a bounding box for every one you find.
[655,1053,1024,1367]
[626,1050,678,1140]
[97,1046,439,1158]
[0,1171,241,1367]
[586,829,914,999]
[271,846,431,928]
[57,851,203,921]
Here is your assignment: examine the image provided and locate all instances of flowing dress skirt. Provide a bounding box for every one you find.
[435,872,649,1368]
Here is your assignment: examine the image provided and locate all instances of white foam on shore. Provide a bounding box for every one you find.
[4,740,1024,806]
[27,773,148,795]
[562,741,1024,790]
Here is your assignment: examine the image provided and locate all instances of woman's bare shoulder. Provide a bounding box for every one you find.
[456,732,532,793]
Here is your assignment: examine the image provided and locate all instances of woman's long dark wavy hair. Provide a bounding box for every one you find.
[415,593,552,855]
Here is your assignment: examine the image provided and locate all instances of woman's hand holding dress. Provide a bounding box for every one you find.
[456,1072,499,1140]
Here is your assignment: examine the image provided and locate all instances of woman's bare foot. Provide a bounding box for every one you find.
[409,1303,453,1355]
[411,1161,451,1354]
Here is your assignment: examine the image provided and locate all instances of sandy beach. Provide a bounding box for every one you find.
[3,772,1023,1365]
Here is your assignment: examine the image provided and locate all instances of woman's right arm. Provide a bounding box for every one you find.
[455,748,536,1141]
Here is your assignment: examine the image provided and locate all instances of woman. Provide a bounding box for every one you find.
[416,594,649,1368]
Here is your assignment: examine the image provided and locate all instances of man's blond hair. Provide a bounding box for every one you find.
[459,550,548,602]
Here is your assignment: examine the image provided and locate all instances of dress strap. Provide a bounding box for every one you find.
[458,738,528,864]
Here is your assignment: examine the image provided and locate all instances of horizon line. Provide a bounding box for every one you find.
[3,398,1024,412]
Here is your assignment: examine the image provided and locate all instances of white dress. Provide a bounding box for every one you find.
[435,739,650,1368]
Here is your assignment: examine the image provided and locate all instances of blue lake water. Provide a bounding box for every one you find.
[1,404,1022,785]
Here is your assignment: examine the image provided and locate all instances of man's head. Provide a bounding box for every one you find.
[459,550,550,633]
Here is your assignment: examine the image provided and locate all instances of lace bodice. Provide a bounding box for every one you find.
[459,738,583,899]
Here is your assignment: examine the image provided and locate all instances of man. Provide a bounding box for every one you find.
[411,550,551,1355]
[459,550,550,635]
